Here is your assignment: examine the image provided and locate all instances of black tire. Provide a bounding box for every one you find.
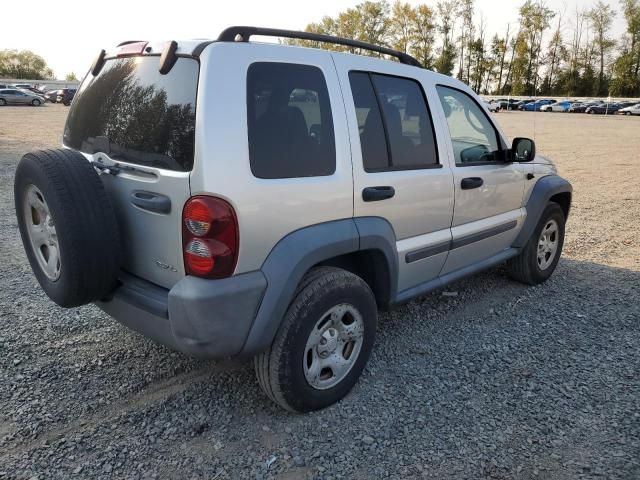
[0,98,6,106]
[14,149,122,307]
[507,202,565,285]
[31,99,41,106]
[255,267,377,412]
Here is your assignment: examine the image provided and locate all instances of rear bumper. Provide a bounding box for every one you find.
[96,270,267,359]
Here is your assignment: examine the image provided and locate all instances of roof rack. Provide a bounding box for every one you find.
[216,26,423,68]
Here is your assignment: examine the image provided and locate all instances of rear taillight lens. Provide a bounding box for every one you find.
[182,196,238,279]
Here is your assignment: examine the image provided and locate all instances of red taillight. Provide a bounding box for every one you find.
[182,196,238,279]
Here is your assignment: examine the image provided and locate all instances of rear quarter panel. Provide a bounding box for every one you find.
[191,43,354,274]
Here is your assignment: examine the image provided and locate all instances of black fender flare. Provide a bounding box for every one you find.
[241,218,397,356]
[513,174,572,248]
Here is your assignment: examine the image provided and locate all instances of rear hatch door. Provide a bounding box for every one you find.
[64,53,199,289]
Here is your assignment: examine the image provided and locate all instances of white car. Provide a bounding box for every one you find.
[617,103,640,115]
[540,101,573,112]
[485,100,501,112]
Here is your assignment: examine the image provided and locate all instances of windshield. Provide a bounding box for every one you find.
[64,56,199,172]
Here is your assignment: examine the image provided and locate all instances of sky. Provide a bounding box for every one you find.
[0,0,627,79]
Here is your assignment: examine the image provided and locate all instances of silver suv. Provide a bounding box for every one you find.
[14,27,572,412]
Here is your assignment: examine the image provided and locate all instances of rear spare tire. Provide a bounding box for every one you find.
[14,149,121,307]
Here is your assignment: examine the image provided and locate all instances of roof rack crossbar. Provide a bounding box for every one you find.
[217,26,423,68]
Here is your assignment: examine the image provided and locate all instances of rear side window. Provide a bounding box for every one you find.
[348,72,438,172]
[348,72,389,170]
[64,56,199,172]
[247,62,335,179]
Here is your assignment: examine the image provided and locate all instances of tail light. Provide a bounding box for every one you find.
[182,196,238,279]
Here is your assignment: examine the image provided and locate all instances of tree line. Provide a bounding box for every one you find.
[294,0,640,97]
[0,50,77,82]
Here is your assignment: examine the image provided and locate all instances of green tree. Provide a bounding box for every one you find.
[434,0,457,75]
[510,30,530,94]
[355,1,391,47]
[540,17,567,95]
[0,50,54,79]
[389,1,414,54]
[468,17,487,92]
[588,1,617,95]
[492,26,510,94]
[409,5,436,68]
[65,72,79,82]
[511,0,555,95]
[610,0,640,96]
[456,0,475,82]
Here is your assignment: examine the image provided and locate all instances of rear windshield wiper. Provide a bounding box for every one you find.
[91,152,153,177]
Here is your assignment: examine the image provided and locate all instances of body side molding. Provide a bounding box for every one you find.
[395,247,520,304]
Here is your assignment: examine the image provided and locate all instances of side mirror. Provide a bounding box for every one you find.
[512,137,536,162]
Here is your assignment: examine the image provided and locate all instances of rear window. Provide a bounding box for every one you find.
[64,56,199,172]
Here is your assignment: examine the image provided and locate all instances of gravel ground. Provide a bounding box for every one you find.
[0,104,639,479]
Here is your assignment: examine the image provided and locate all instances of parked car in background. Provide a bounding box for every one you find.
[56,88,77,106]
[485,100,501,112]
[514,99,535,109]
[21,86,47,98]
[617,103,640,115]
[12,84,34,90]
[0,88,44,106]
[585,103,622,115]
[43,90,59,103]
[616,101,638,110]
[540,100,573,112]
[568,102,598,113]
[495,98,519,110]
[520,99,555,111]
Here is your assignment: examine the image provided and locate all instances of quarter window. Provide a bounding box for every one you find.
[349,72,438,172]
[247,62,336,179]
[436,86,501,165]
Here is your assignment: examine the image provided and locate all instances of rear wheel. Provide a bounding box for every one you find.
[255,267,377,412]
[0,98,6,106]
[507,202,565,285]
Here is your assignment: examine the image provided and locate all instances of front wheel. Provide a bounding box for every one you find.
[507,203,565,285]
[0,98,6,106]
[255,267,377,412]
[32,99,41,106]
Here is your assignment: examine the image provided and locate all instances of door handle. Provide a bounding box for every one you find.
[461,177,484,190]
[131,190,171,214]
[362,186,395,202]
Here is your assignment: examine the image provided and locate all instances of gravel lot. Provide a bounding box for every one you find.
[1,104,639,479]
